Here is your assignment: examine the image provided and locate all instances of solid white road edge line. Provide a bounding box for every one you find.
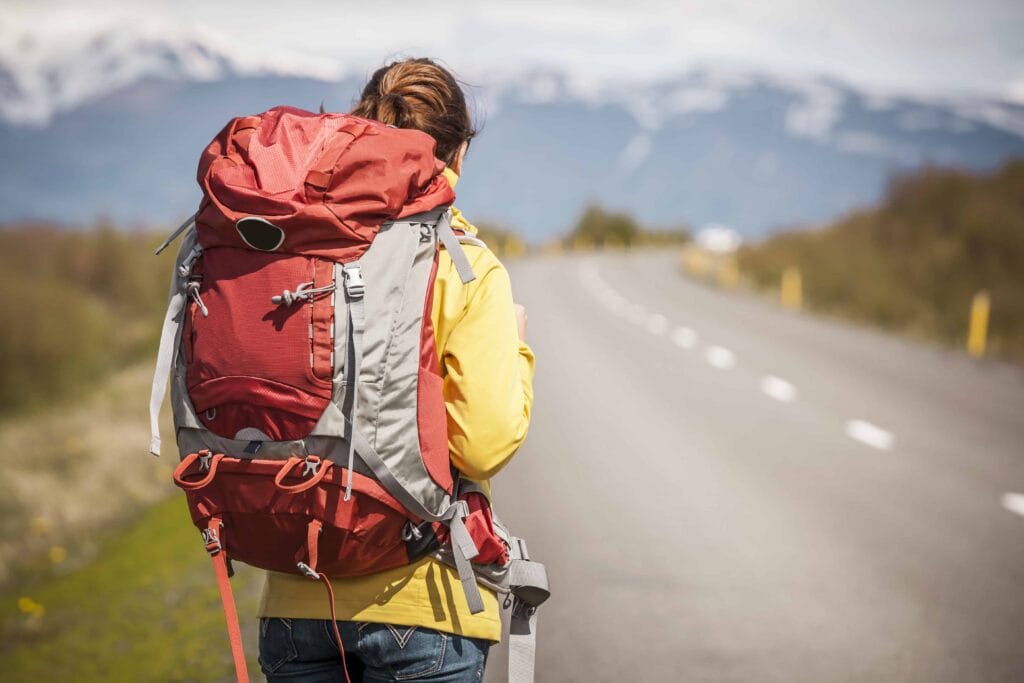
[845,419,895,450]
[760,375,798,402]
[704,345,736,369]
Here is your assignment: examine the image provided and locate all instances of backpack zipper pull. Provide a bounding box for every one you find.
[186,279,209,317]
[271,281,337,306]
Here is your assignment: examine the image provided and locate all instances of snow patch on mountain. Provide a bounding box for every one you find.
[780,79,846,142]
[949,100,1024,139]
[0,19,346,127]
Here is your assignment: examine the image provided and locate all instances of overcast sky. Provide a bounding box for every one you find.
[5,0,1024,102]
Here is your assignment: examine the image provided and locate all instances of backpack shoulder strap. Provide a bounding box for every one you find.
[436,210,477,284]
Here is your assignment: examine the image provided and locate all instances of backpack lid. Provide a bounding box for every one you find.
[195,106,455,261]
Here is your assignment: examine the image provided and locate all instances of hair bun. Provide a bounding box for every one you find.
[351,58,476,165]
[377,91,411,128]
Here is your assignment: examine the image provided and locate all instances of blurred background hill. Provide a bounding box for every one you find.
[1,23,1023,239]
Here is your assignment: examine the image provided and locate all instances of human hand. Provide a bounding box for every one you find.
[514,303,528,341]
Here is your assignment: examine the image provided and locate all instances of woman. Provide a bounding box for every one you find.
[257,58,535,683]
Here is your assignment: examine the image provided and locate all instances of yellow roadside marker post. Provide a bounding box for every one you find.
[717,257,739,289]
[781,266,802,311]
[683,247,708,278]
[573,234,591,251]
[967,290,990,358]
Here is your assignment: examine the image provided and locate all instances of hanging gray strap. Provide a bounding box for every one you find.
[436,211,477,284]
[149,237,202,456]
[342,262,365,502]
[149,289,186,456]
[450,514,486,614]
[154,213,197,256]
[508,605,539,683]
[505,534,549,683]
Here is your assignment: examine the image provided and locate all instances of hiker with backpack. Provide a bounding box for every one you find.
[151,57,548,683]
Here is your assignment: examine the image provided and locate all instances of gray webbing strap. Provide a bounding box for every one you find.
[509,560,550,607]
[450,515,486,614]
[436,211,477,284]
[338,260,483,613]
[504,548,550,683]
[150,237,202,456]
[347,423,485,613]
[342,263,365,502]
[509,607,539,683]
[149,289,185,456]
[154,213,197,256]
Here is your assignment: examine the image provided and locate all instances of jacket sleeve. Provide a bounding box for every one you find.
[441,256,535,481]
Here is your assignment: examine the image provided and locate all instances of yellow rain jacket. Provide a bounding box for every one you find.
[258,168,535,642]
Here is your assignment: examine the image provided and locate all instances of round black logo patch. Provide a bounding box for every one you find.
[236,217,285,251]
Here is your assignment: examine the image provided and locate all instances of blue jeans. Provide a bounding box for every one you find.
[258,617,490,682]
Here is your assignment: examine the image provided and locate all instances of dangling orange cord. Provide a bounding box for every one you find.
[318,572,352,683]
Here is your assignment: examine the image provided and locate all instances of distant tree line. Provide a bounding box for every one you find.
[564,204,690,249]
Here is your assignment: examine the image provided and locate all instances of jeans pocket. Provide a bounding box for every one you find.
[258,617,299,674]
[362,623,448,681]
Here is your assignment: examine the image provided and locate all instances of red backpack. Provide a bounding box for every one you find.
[149,107,548,682]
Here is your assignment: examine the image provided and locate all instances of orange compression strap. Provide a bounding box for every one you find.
[205,519,250,683]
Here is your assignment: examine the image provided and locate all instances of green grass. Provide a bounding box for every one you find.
[0,225,169,416]
[0,496,263,682]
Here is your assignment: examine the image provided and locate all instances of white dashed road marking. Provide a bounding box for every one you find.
[704,345,736,369]
[760,375,798,403]
[1002,493,1024,518]
[646,314,668,335]
[672,327,698,349]
[583,264,907,459]
[845,419,895,450]
[602,291,625,314]
[626,303,647,325]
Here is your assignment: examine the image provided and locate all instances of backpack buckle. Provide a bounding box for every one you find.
[343,265,364,299]
[511,597,537,620]
[198,451,213,472]
[302,456,321,477]
[201,527,222,555]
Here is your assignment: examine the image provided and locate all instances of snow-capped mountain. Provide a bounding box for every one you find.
[2,25,1023,239]
[0,19,345,127]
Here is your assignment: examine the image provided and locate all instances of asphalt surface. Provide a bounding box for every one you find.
[487,249,1024,683]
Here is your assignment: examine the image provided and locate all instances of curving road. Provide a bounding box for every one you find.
[489,249,1024,683]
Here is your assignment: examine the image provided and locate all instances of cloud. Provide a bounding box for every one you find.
[2,0,1023,101]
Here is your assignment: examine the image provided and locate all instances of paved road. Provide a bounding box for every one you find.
[489,249,1024,683]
